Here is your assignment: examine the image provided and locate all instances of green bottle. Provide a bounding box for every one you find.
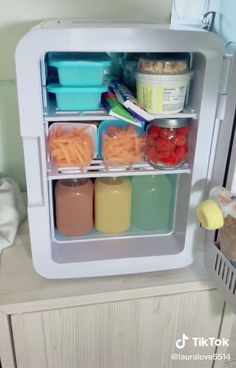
[131,175,174,231]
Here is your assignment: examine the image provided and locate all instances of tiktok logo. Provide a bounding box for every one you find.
[176,333,189,349]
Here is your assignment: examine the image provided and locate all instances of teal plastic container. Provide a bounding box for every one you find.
[131,175,174,231]
[97,120,145,155]
[47,84,108,111]
[97,120,146,167]
[48,53,111,87]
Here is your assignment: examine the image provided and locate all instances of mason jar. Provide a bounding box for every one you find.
[95,177,131,234]
[55,178,93,237]
[146,118,190,169]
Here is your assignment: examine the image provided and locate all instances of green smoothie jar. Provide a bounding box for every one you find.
[131,175,173,231]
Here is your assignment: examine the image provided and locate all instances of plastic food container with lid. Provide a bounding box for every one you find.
[146,118,190,169]
[48,122,97,169]
[47,84,108,111]
[136,55,192,114]
[48,52,112,86]
[98,120,146,168]
[197,186,236,268]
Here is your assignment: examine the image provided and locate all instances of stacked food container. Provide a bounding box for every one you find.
[47,53,111,110]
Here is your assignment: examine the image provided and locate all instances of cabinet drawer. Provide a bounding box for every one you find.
[11,290,224,368]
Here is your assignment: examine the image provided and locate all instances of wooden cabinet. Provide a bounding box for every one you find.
[11,290,224,368]
[0,222,235,368]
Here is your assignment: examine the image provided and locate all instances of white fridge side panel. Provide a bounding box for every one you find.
[23,138,44,206]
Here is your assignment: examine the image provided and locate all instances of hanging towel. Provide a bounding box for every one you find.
[0,177,26,252]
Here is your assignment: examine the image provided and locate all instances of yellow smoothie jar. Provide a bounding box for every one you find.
[95,177,131,234]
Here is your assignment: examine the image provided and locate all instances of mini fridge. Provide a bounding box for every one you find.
[14,20,236,312]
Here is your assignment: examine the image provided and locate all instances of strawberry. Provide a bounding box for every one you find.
[174,134,187,147]
[175,145,189,163]
[146,147,158,162]
[155,138,175,153]
[176,127,190,135]
[148,125,160,139]
[159,128,176,140]
[158,152,177,166]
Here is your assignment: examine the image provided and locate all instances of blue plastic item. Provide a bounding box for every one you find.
[48,53,112,87]
[47,84,108,111]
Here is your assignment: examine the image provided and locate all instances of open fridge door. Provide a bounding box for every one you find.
[204,46,236,313]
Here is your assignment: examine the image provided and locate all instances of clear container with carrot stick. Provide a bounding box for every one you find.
[48,122,97,169]
[98,120,146,169]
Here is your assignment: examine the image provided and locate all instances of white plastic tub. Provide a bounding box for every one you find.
[136,72,192,114]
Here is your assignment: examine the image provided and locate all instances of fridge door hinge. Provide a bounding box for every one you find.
[219,56,232,95]
[216,94,227,120]
[216,55,234,120]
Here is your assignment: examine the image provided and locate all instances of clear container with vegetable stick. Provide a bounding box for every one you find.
[48,122,97,170]
[98,120,146,169]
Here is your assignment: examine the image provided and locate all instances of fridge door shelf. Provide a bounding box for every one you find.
[205,242,236,313]
[47,159,191,180]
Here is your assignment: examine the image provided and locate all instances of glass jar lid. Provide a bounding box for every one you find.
[150,118,190,129]
[59,178,89,187]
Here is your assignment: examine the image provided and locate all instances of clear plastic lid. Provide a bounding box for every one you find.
[138,55,189,75]
[48,123,97,169]
[48,52,112,67]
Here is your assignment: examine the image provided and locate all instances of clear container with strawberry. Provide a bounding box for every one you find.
[146,118,190,169]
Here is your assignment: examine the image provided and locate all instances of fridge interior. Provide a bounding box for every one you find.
[41,51,205,265]
[49,174,191,264]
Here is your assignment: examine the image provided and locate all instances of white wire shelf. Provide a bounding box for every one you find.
[47,159,191,180]
[43,99,198,122]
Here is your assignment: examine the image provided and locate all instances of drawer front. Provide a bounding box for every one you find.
[11,290,224,368]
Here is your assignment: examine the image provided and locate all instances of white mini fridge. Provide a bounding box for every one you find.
[15,20,236,312]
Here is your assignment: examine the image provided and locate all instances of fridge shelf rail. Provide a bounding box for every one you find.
[43,104,198,122]
[47,159,191,180]
[205,242,236,313]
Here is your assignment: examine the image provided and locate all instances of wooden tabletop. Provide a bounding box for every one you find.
[0,220,214,314]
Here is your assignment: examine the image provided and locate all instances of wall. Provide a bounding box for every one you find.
[214,0,236,43]
[0,0,172,190]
